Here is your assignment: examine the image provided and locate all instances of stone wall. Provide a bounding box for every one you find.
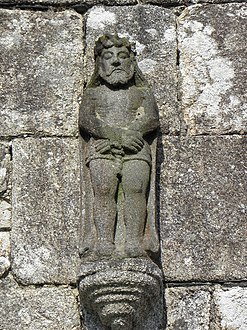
[0,1,246,329]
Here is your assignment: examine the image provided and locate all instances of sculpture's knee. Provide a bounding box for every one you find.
[122,161,150,195]
[89,160,118,197]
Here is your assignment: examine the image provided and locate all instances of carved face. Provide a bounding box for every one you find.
[98,46,135,86]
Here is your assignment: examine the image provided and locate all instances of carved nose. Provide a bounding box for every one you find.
[112,57,121,66]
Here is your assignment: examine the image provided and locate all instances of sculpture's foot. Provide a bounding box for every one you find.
[95,241,115,257]
[124,242,147,258]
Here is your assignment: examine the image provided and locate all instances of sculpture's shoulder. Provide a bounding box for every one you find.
[80,87,102,113]
[137,86,155,98]
[135,86,158,114]
[82,87,100,100]
[130,86,155,103]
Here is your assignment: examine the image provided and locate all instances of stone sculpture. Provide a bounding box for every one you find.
[78,34,163,329]
[79,34,159,260]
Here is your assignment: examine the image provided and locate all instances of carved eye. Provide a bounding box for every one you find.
[102,52,113,60]
[118,52,129,59]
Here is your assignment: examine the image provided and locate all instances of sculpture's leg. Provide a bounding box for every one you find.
[89,159,119,256]
[122,160,150,257]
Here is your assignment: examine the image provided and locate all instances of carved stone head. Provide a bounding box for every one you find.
[88,34,148,88]
[96,34,135,86]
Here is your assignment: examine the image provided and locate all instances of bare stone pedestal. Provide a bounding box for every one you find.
[78,258,164,330]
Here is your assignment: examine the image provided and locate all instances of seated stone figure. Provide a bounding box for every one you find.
[79,34,159,258]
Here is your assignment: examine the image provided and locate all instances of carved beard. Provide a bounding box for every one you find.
[99,67,135,87]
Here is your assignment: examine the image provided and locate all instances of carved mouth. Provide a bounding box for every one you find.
[108,68,127,76]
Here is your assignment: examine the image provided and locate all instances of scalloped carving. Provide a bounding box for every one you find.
[78,259,163,329]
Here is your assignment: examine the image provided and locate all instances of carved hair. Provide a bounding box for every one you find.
[87,34,148,88]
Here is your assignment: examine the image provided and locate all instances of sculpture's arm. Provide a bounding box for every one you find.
[128,88,159,137]
[79,90,123,142]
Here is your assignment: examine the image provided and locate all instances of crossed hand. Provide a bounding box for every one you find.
[121,132,144,154]
[95,132,144,155]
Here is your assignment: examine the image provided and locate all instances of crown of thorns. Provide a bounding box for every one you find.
[94,34,136,59]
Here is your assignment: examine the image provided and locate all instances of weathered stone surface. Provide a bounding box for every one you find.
[160,136,247,281]
[0,275,81,330]
[0,9,83,137]
[0,232,10,276]
[0,200,11,229]
[178,3,247,135]
[79,0,137,4]
[0,0,238,5]
[165,287,211,329]
[11,138,80,284]
[0,0,136,4]
[0,143,11,195]
[84,5,179,134]
[141,0,238,4]
[213,286,247,330]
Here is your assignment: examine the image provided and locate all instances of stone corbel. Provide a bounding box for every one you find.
[79,259,163,329]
